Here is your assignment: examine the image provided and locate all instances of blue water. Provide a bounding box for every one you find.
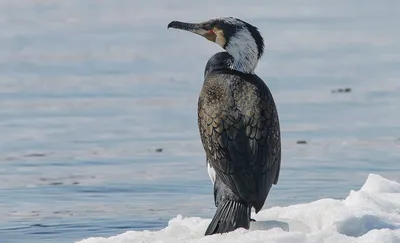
[0,1,399,242]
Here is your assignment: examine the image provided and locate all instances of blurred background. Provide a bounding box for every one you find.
[0,1,399,242]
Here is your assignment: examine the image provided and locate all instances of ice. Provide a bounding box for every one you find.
[77,174,400,243]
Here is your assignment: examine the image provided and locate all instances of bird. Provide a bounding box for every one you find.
[167,17,281,235]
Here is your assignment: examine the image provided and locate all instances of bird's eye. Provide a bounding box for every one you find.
[203,23,212,30]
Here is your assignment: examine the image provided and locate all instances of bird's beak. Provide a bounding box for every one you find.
[167,21,216,42]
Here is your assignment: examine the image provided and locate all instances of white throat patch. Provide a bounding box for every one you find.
[225,28,259,74]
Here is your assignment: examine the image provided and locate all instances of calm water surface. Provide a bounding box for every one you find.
[0,1,399,242]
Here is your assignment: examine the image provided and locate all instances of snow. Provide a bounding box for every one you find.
[77,174,400,243]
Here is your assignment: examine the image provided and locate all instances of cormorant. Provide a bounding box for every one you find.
[167,17,281,235]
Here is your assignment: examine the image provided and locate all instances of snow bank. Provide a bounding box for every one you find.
[77,174,400,243]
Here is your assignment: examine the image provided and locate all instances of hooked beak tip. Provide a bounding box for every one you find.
[167,22,173,29]
[167,21,180,30]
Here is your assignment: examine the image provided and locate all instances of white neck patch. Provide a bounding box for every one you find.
[225,28,259,74]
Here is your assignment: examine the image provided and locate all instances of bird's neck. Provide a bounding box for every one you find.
[230,52,258,74]
[225,30,260,74]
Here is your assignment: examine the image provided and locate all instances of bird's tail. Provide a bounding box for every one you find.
[205,200,251,235]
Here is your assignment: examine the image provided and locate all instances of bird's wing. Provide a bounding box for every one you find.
[198,73,281,212]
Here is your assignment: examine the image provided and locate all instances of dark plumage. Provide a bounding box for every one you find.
[168,17,281,235]
[204,52,233,77]
[199,52,281,234]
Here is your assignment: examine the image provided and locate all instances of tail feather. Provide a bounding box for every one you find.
[205,200,251,235]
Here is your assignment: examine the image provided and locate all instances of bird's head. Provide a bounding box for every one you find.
[168,17,264,73]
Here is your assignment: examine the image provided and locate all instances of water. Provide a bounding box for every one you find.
[0,1,399,242]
